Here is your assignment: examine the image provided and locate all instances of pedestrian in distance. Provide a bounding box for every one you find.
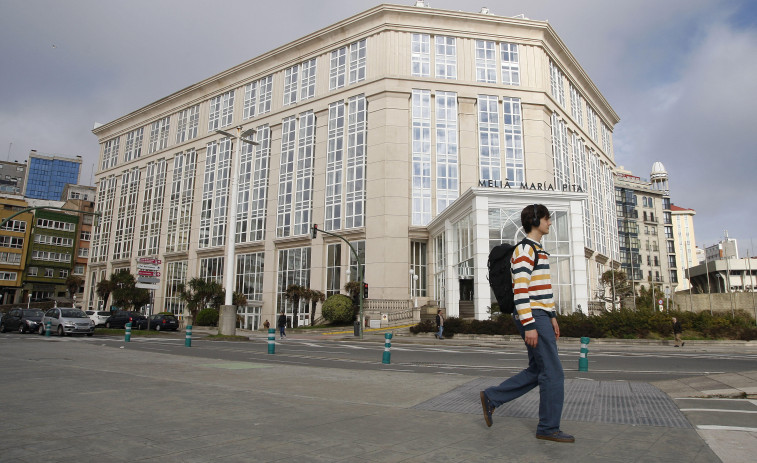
[479,204,574,443]
[672,317,684,347]
[435,309,444,340]
[263,319,270,330]
[277,312,287,339]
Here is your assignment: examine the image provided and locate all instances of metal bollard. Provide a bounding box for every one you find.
[382,332,393,364]
[267,328,276,354]
[185,325,192,347]
[579,336,590,371]
[124,322,131,342]
[45,320,51,337]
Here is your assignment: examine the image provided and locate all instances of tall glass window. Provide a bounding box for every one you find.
[570,85,584,127]
[500,42,520,86]
[236,125,271,243]
[277,117,296,237]
[294,111,316,236]
[433,233,446,307]
[411,34,430,77]
[325,101,345,231]
[586,104,598,141]
[435,36,456,79]
[475,40,496,83]
[326,243,341,296]
[164,261,187,315]
[477,95,501,182]
[236,252,264,302]
[349,240,366,281]
[277,247,311,315]
[165,150,196,253]
[101,137,120,170]
[329,46,347,90]
[300,58,317,101]
[208,90,235,132]
[348,39,366,84]
[91,176,117,262]
[436,91,458,213]
[112,168,140,260]
[551,113,571,191]
[124,128,143,162]
[148,117,170,154]
[244,75,273,119]
[345,95,366,229]
[283,64,299,106]
[200,256,224,284]
[199,139,231,248]
[138,159,166,256]
[411,241,427,297]
[549,60,566,107]
[503,97,524,185]
[176,105,200,143]
[411,89,432,226]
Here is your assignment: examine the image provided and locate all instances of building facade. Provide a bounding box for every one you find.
[0,160,27,195]
[23,151,82,201]
[22,208,78,302]
[0,196,33,304]
[670,204,696,291]
[614,165,673,298]
[86,4,620,326]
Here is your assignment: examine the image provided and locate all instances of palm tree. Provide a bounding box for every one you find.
[308,290,325,325]
[96,279,115,310]
[65,275,84,300]
[177,278,225,321]
[285,284,305,328]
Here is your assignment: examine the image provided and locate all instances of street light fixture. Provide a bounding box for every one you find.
[215,126,259,313]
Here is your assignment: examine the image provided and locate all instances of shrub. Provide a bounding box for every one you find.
[196,308,219,326]
[322,294,355,324]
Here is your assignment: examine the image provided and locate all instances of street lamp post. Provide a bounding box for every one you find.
[215,126,258,334]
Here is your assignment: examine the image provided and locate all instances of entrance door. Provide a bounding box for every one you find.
[459,279,474,301]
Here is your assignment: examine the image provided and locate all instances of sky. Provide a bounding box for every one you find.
[1,0,756,255]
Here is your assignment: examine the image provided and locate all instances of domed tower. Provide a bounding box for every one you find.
[650,161,669,194]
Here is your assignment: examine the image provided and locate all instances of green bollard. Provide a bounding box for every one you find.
[124,322,131,342]
[382,332,393,364]
[579,336,590,371]
[45,320,51,337]
[185,325,192,347]
[267,328,276,354]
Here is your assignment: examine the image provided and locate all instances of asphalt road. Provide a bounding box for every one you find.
[5,332,754,382]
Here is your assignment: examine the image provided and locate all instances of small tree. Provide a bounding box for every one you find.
[309,290,325,324]
[597,270,634,310]
[285,284,305,328]
[344,281,361,319]
[110,271,150,311]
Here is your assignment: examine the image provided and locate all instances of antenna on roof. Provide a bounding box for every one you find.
[414,0,428,7]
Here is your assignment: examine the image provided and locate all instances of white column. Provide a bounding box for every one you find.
[472,195,490,320]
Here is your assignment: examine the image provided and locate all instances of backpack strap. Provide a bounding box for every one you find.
[518,239,540,268]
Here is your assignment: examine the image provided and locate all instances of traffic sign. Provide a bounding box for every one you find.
[137,277,160,284]
[137,263,160,271]
[136,282,160,290]
[137,257,162,265]
[138,270,161,277]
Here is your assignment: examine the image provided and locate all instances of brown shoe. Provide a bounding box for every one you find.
[536,431,575,443]
[480,391,494,427]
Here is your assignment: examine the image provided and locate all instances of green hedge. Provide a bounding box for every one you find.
[410,309,757,341]
[322,294,355,324]
[196,308,219,326]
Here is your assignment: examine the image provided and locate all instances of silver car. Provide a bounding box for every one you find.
[39,308,95,336]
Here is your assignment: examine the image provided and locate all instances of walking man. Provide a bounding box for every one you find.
[672,317,684,347]
[479,204,574,443]
[277,312,287,339]
[435,309,444,340]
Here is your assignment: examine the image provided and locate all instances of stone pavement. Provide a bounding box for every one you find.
[0,334,754,462]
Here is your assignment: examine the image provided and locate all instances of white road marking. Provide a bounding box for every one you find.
[697,425,757,432]
[681,408,757,414]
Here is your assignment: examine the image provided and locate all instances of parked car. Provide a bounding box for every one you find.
[0,308,45,333]
[104,311,146,329]
[38,308,94,336]
[85,310,111,327]
[137,314,179,331]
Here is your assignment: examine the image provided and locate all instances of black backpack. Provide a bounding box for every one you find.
[487,239,539,314]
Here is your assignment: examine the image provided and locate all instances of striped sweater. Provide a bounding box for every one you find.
[511,238,556,330]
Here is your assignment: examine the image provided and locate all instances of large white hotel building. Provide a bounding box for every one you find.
[85,3,620,328]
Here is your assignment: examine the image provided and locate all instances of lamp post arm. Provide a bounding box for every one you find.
[312,226,363,338]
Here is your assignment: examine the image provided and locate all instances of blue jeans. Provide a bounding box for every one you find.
[484,309,564,435]
[437,326,444,339]
[279,326,286,337]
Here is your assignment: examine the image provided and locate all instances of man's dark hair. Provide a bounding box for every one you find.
[521,204,550,233]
